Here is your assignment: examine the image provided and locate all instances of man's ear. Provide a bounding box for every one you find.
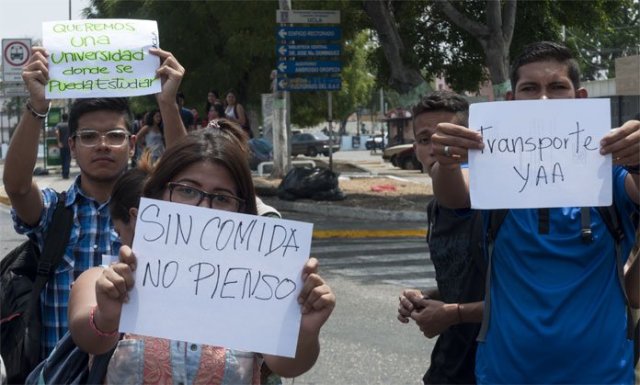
[575,87,588,99]
[69,137,77,159]
[128,135,137,157]
[129,207,138,220]
[505,90,515,100]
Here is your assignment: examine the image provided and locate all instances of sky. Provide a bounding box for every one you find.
[0,0,91,60]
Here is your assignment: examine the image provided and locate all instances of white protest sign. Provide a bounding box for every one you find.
[43,19,161,99]
[468,99,612,209]
[120,198,314,357]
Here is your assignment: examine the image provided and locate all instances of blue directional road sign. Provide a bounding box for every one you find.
[277,44,340,57]
[277,77,342,92]
[277,61,341,74]
[275,26,341,40]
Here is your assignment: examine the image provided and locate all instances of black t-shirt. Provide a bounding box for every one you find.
[56,122,70,148]
[423,201,485,385]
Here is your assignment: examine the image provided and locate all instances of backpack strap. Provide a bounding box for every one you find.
[595,205,634,340]
[27,192,74,317]
[476,209,508,342]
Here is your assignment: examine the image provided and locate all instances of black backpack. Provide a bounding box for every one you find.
[475,207,637,350]
[0,193,74,384]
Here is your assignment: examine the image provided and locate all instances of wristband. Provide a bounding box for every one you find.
[456,303,463,324]
[89,305,119,338]
[624,164,640,174]
[25,98,51,119]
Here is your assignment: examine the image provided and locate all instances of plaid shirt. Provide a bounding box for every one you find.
[12,178,121,356]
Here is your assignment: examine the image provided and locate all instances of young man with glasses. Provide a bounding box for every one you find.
[2,46,185,357]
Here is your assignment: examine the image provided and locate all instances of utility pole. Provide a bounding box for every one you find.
[327,91,333,171]
[271,0,292,179]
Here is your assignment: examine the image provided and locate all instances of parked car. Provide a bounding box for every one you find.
[365,134,386,150]
[382,143,422,170]
[291,132,340,157]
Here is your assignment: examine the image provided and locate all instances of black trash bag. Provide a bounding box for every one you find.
[277,167,344,201]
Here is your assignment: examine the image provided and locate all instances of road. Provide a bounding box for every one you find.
[289,236,436,384]
[0,205,436,384]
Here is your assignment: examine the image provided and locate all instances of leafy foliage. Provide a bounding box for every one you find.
[86,0,374,125]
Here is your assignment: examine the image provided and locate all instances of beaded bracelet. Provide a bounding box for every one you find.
[89,305,119,338]
[25,98,51,119]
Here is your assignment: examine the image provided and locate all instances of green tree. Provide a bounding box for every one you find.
[563,1,639,80]
[86,0,374,127]
[360,0,632,102]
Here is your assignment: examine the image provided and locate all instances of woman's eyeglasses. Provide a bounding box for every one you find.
[167,182,244,211]
[74,130,130,147]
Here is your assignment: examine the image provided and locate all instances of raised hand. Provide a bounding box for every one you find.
[297,258,336,334]
[21,46,49,109]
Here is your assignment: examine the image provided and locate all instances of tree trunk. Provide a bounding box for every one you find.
[438,0,517,99]
[362,1,425,94]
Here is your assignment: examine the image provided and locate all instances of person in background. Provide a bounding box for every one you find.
[54,112,71,179]
[398,91,484,384]
[430,41,639,384]
[177,91,195,131]
[204,89,221,123]
[190,107,200,129]
[69,127,336,384]
[225,89,252,138]
[210,102,226,120]
[135,109,165,162]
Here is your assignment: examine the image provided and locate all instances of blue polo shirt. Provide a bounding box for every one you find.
[476,166,637,384]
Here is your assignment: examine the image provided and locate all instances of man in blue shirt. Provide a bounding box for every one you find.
[3,46,186,357]
[430,41,639,383]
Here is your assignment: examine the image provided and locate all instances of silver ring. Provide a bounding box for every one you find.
[444,145,451,157]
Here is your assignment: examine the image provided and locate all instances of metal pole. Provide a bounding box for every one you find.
[328,91,333,171]
[271,0,292,179]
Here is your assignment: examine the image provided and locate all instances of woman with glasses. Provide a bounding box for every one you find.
[67,124,335,384]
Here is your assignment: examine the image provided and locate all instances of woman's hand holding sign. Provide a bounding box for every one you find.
[298,257,336,333]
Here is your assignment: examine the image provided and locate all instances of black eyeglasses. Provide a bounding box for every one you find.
[167,182,244,211]
[74,130,130,147]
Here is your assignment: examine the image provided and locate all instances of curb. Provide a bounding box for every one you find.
[313,229,426,239]
[268,199,427,222]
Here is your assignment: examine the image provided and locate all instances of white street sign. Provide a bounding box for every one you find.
[2,39,31,82]
[2,82,28,97]
[276,10,340,24]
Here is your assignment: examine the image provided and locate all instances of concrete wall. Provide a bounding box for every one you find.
[615,55,640,96]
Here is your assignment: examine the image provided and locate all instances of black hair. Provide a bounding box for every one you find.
[211,102,225,118]
[68,98,131,135]
[144,109,162,126]
[412,91,469,127]
[109,167,149,223]
[510,41,581,92]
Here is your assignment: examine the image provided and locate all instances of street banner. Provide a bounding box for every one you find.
[468,99,612,209]
[120,198,314,357]
[42,19,161,99]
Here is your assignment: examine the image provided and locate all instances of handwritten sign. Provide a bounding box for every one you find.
[468,99,612,209]
[42,19,161,99]
[119,198,314,357]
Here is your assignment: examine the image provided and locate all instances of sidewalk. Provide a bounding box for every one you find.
[0,159,428,238]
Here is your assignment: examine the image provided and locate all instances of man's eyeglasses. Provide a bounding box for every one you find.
[167,182,244,211]
[74,130,130,147]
